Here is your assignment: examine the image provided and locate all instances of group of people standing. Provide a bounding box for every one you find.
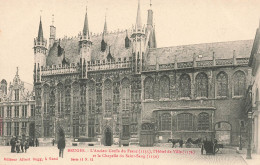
[10,136,30,153]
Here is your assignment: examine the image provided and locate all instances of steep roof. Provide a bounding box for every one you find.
[147,40,253,65]
[46,31,132,66]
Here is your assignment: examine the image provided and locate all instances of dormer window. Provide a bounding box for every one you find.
[15,89,19,101]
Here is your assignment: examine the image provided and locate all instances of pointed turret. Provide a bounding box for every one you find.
[101,14,108,52]
[147,0,153,28]
[37,17,44,42]
[34,16,47,83]
[79,5,92,79]
[49,14,56,48]
[83,6,90,39]
[136,0,142,30]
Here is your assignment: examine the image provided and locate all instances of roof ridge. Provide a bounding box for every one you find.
[153,39,254,50]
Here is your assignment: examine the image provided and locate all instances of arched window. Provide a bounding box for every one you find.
[64,79,71,114]
[88,80,95,114]
[122,78,130,113]
[217,72,228,97]
[233,71,246,96]
[113,82,120,113]
[104,79,112,117]
[179,74,191,98]
[195,73,208,98]
[144,77,154,99]
[159,113,171,131]
[198,112,210,130]
[43,84,49,114]
[57,83,63,114]
[72,82,80,114]
[177,113,193,131]
[160,76,170,98]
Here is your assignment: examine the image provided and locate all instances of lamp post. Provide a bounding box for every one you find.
[246,111,252,159]
[239,123,242,150]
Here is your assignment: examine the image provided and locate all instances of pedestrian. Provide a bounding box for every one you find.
[24,140,29,153]
[179,139,183,148]
[35,138,39,147]
[58,136,65,158]
[21,139,24,153]
[16,139,21,153]
[52,139,55,146]
[10,136,16,153]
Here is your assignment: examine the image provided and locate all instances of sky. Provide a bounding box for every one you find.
[0,0,260,85]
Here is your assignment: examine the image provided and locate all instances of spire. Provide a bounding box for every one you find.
[102,11,108,40]
[37,17,44,42]
[147,0,153,26]
[83,6,90,37]
[136,0,142,30]
[16,67,19,76]
[52,14,54,26]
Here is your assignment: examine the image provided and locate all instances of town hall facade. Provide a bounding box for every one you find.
[32,1,252,146]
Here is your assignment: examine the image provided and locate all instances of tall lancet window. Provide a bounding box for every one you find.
[88,80,95,114]
[195,72,208,98]
[65,80,71,114]
[122,78,130,114]
[233,71,246,96]
[72,82,80,114]
[57,83,64,114]
[43,84,49,114]
[179,74,191,98]
[104,79,112,117]
[160,76,170,99]
[217,72,228,97]
[144,77,154,99]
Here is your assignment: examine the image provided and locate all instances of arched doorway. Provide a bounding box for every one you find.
[215,122,231,145]
[104,127,112,146]
[140,123,155,147]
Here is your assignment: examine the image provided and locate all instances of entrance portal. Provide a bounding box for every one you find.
[104,128,112,146]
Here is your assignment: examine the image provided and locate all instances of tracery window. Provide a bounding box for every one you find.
[217,72,228,97]
[113,82,120,113]
[80,84,86,113]
[122,78,130,114]
[64,83,71,114]
[96,83,102,114]
[88,81,95,114]
[43,84,49,114]
[195,72,208,98]
[159,113,171,131]
[233,71,246,96]
[57,83,64,114]
[198,112,210,130]
[72,82,80,114]
[160,76,170,98]
[179,74,191,98]
[104,79,112,117]
[144,77,154,99]
[177,113,193,131]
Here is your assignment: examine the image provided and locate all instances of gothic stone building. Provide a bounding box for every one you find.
[33,1,252,146]
[0,69,35,145]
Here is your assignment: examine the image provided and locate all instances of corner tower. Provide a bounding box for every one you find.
[33,17,47,83]
[79,6,92,78]
[131,0,146,74]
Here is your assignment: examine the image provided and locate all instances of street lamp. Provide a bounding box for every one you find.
[239,122,242,150]
[246,111,253,159]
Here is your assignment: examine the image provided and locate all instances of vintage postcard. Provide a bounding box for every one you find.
[0,0,260,164]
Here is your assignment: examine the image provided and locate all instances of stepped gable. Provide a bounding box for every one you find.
[46,31,132,67]
[147,39,253,65]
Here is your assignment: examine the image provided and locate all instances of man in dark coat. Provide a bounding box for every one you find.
[58,137,65,158]
[10,136,16,153]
